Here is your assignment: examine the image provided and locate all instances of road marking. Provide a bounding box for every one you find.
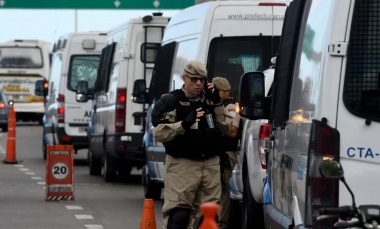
[32,177,42,180]
[85,225,104,229]
[37,181,46,185]
[14,164,23,167]
[19,168,29,171]
[65,205,83,210]
[75,215,94,219]
[25,172,35,175]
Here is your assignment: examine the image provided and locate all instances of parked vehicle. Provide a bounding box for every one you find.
[35,31,108,159]
[238,0,380,228]
[135,1,287,206]
[229,59,276,228]
[0,39,51,124]
[76,13,170,182]
[0,89,10,132]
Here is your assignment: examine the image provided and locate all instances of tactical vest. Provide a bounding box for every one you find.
[223,98,239,151]
[162,89,224,160]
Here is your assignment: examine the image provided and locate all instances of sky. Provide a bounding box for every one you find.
[0,9,179,47]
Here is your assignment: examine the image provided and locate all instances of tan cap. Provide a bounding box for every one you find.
[184,60,207,78]
[212,77,231,91]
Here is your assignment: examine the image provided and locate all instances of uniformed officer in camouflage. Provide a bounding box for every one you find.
[151,60,233,229]
[212,77,241,229]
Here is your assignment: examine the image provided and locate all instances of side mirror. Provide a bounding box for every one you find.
[319,159,357,209]
[132,79,147,104]
[238,72,266,120]
[35,80,48,96]
[319,160,343,179]
[76,80,90,103]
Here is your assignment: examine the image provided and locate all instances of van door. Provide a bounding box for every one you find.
[337,0,380,207]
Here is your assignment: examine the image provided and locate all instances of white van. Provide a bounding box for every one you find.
[136,1,287,210]
[238,0,380,228]
[77,13,170,182]
[36,31,107,159]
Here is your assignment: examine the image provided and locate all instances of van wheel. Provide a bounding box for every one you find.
[103,153,116,182]
[242,175,264,229]
[88,150,102,176]
[42,131,47,160]
[142,166,162,200]
[2,125,8,132]
[118,160,132,182]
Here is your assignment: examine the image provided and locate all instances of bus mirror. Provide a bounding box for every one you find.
[132,79,147,104]
[238,72,267,120]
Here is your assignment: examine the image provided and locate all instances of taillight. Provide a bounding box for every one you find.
[115,88,126,133]
[305,119,340,228]
[0,102,6,108]
[57,94,65,123]
[258,123,271,169]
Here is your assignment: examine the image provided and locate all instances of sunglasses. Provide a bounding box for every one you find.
[185,75,206,83]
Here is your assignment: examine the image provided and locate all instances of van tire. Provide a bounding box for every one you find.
[103,153,117,182]
[118,160,132,182]
[42,130,47,160]
[88,150,102,176]
[242,174,264,229]
[2,125,8,132]
[142,166,162,200]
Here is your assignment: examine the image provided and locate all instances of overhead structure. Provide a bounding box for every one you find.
[0,0,195,9]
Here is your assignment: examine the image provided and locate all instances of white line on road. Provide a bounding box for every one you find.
[25,172,35,175]
[65,205,83,210]
[19,168,29,171]
[31,177,42,180]
[75,215,94,220]
[85,225,104,229]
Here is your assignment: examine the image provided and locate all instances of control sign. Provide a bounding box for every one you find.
[45,145,75,201]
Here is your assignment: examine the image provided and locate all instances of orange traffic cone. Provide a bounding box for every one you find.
[199,202,219,229]
[3,102,17,164]
[140,199,157,229]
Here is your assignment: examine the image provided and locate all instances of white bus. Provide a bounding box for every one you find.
[0,39,51,124]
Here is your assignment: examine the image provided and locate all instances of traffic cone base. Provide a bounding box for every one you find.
[3,104,17,164]
[140,199,157,229]
[199,202,219,229]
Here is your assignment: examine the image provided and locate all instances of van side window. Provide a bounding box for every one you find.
[49,53,62,104]
[271,0,308,128]
[140,43,160,63]
[149,42,177,104]
[207,36,280,99]
[68,55,100,93]
[343,0,380,122]
[171,39,198,90]
[96,43,116,93]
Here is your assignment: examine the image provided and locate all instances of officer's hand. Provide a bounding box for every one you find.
[181,108,204,129]
[209,86,221,104]
[205,83,221,104]
[181,110,197,129]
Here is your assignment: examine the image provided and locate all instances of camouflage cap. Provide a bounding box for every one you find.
[212,77,231,91]
[183,60,207,78]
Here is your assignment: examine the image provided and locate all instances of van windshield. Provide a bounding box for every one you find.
[343,0,380,122]
[207,36,280,99]
[68,55,100,93]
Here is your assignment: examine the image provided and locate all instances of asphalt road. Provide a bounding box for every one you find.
[0,122,165,229]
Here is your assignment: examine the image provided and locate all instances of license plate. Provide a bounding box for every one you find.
[79,127,87,132]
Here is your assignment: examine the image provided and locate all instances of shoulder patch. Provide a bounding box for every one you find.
[179,101,190,106]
